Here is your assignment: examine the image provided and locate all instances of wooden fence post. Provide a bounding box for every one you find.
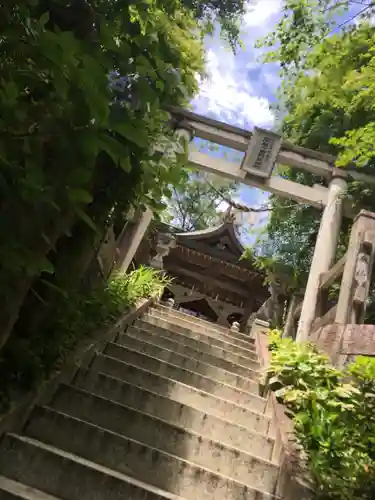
[335,210,375,325]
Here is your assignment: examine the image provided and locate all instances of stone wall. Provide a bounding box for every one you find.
[252,319,314,500]
[311,323,375,366]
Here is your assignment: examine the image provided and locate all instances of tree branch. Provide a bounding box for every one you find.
[205,179,302,213]
[189,207,208,230]
[172,186,186,229]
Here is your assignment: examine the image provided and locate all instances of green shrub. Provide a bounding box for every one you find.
[0,267,170,412]
[107,267,170,311]
[267,330,375,499]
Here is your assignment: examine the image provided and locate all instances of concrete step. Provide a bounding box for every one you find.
[131,318,258,361]
[24,406,279,497]
[0,477,61,500]
[153,305,253,336]
[76,365,271,433]
[142,313,255,351]
[0,434,187,500]
[129,323,259,368]
[154,305,233,334]
[149,306,255,342]
[102,342,266,413]
[51,383,274,461]
[144,307,252,339]
[117,330,259,390]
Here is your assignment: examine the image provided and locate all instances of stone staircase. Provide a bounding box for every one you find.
[0,303,282,500]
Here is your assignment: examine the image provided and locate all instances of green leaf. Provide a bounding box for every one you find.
[40,258,54,275]
[334,384,359,399]
[120,156,132,172]
[68,188,93,204]
[40,31,63,66]
[163,187,172,198]
[112,122,148,149]
[99,133,128,166]
[75,207,99,233]
[99,21,118,50]
[2,81,18,104]
[39,11,50,27]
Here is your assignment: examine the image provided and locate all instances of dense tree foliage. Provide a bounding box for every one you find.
[256,10,375,301]
[255,7,375,496]
[259,0,375,75]
[182,0,247,49]
[0,0,202,348]
[0,0,246,405]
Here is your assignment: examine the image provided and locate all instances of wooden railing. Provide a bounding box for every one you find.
[311,305,337,332]
[255,211,375,497]
[313,210,375,332]
[319,253,347,291]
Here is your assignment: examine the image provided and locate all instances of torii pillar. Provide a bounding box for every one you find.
[296,174,347,342]
[118,208,153,273]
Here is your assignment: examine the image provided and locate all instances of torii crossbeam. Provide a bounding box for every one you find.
[170,107,375,211]
[126,108,375,341]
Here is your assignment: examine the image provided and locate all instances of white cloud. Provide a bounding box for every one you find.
[216,200,230,213]
[190,0,283,235]
[191,0,283,129]
[243,0,283,27]
[192,47,274,129]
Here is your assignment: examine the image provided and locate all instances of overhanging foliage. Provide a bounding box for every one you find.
[0,0,247,407]
[255,13,375,308]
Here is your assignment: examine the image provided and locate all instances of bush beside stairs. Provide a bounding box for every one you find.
[0,303,285,500]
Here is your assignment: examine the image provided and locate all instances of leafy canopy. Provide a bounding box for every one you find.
[0,0,206,350]
[258,0,375,74]
[255,15,375,292]
[0,0,249,407]
[182,0,247,50]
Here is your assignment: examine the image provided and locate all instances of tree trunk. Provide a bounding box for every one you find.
[0,209,75,350]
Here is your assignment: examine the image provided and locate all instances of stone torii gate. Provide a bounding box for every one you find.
[122,107,375,342]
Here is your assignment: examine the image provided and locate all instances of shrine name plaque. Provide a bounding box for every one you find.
[241,127,282,179]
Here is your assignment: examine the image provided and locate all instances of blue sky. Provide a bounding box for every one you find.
[189,0,369,244]
[191,0,283,242]
[192,0,283,127]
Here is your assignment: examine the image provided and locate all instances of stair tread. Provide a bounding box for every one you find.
[129,324,259,364]
[107,341,262,394]
[144,311,255,347]
[2,434,188,500]
[154,304,254,344]
[153,306,231,332]
[0,476,61,500]
[104,342,265,410]
[92,354,270,421]
[24,408,279,495]
[45,387,274,462]
[136,316,257,357]
[70,372,273,441]
[0,307,282,500]
[116,331,260,385]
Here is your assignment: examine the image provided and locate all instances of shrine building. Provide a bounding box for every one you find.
[131,219,269,332]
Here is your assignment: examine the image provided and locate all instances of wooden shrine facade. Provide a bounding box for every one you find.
[133,220,269,331]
